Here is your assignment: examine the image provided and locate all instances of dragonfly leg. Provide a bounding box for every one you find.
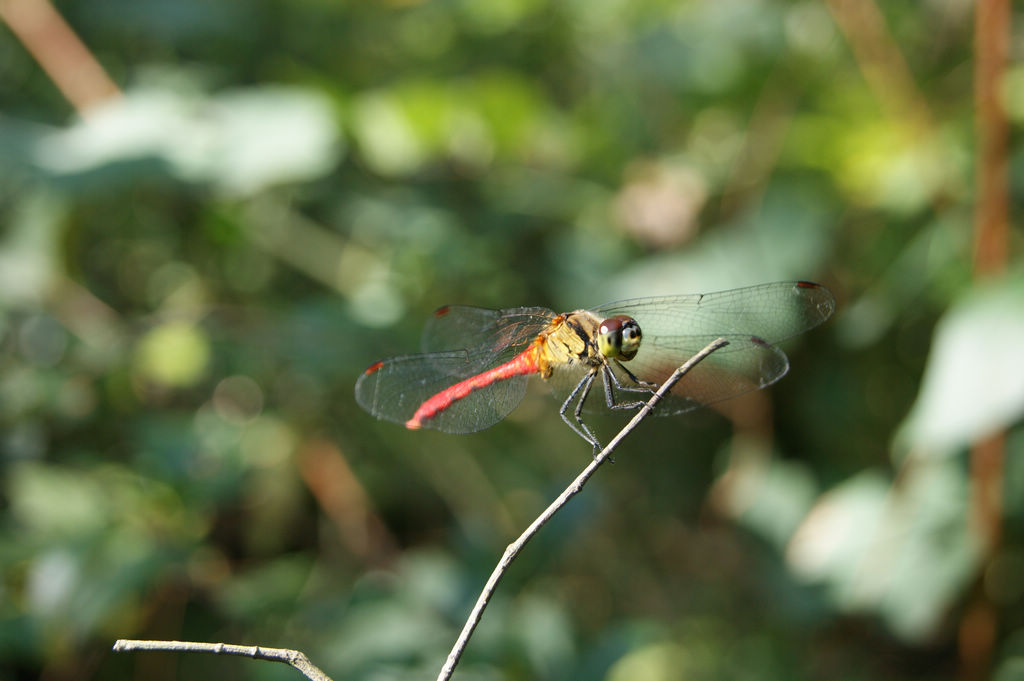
[602,363,654,411]
[612,359,658,390]
[560,368,602,452]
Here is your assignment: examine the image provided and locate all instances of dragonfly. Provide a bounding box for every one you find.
[355,281,835,447]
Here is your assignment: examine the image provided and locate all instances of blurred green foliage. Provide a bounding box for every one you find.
[2,0,1023,680]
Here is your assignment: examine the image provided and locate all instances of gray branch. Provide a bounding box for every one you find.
[112,639,332,681]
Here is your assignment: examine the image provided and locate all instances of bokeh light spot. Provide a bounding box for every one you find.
[213,375,264,425]
[135,322,211,388]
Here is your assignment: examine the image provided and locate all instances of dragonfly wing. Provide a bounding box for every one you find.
[613,333,790,415]
[542,334,789,416]
[421,305,555,359]
[594,281,835,343]
[584,281,831,415]
[355,351,529,434]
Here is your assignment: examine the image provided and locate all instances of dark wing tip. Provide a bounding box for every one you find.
[750,335,770,347]
[433,305,452,318]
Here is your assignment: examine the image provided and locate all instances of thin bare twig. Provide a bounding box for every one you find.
[961,2,1011,679]
[826,0,932,131]
[0,0,120,114]
[972,0,1010,277]
[112,639,332,681]
[436,337,730,681]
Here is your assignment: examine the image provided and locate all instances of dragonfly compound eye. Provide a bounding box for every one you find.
[598,315,642,360]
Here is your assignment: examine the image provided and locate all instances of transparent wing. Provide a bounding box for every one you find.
[422,305,555,352]
[593,281,835,343]
[355,306,556,434]
[415,305,557,378]
[354,351,529,434]
[543,334,790,416]
[570,282,834,415]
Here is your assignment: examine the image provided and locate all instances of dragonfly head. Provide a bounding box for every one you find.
[597,315,642,361]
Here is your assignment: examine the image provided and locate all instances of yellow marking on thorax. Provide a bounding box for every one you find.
[534,310,604,380]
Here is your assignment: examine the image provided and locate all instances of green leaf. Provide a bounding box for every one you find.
[24,84,342,196]
[787,462,983,642]
[896,274,1024,454]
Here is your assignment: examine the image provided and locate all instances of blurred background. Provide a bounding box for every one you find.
[1,0,1022,679]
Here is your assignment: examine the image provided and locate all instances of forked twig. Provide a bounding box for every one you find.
[111,338,729,681]
[436,337,729,681]
[111,639,331,681]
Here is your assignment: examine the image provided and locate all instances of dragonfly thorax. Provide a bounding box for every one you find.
[537,311,643,374]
